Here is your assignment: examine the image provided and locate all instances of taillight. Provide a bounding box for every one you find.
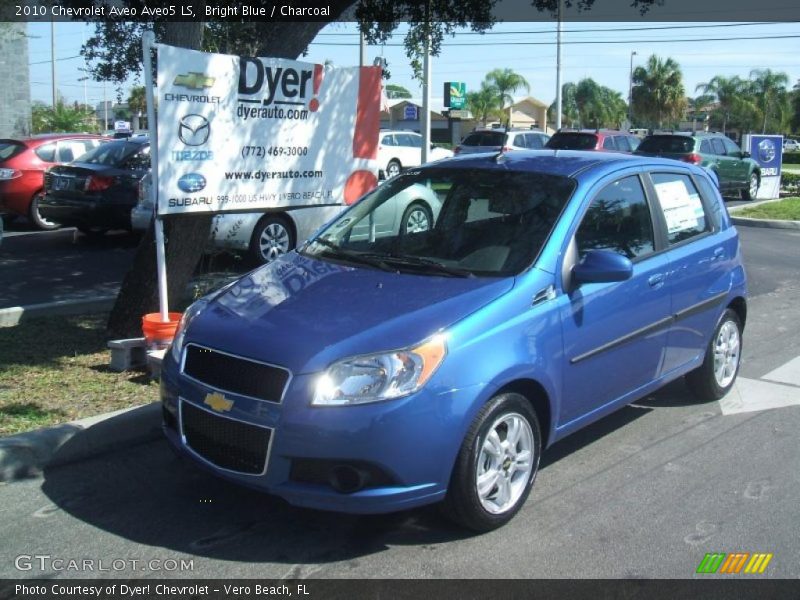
[682,153,702,165]
[501,146,512,152]
[0,168,21,180]
[453,145,462,155]
[85,175,115,192]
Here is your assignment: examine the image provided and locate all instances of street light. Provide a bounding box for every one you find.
[628,51,637,128]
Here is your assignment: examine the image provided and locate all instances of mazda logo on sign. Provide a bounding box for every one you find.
[179,114,210,146]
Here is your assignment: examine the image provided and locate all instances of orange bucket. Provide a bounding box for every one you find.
[142,312,182,351]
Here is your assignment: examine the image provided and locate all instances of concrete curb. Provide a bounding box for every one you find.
[0,402,161,482]
[728,197,800,230]
[0,295,117,327]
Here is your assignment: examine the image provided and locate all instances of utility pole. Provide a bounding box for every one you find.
[555,0,563,131]
[359,28,366,67]
[421,0,432,164]
[103,81,108,133]
[628,51,637,128]
[50,22,56,107]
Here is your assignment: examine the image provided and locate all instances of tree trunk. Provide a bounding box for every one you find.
[107,9,353,339]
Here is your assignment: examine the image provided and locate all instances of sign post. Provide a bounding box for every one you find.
[743,134,783,200]
[142,30,169,322]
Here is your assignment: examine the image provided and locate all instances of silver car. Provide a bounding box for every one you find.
[133,174,442,264]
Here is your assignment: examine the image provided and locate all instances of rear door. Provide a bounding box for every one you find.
[645,170,730,375]
[721,137,749,186]
[710,138,737,189]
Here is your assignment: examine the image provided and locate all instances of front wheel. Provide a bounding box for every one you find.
[248,215,295,265]
[401,202,432,234]
[686,308,743,401]
[442,392,541,532]
[28,191,60,231]
[742,173,759,201]
[385,159,401,179]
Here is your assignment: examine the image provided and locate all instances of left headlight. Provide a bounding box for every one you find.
[312,335,447,406]
[169,297,209,363]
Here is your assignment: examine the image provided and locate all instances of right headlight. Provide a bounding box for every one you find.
[312,334,447,406]
[169,297,209,363]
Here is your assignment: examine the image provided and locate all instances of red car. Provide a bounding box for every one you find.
[0,134,108,229]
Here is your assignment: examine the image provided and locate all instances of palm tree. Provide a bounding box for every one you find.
[127,86,147,130]
[485,68,530,126]
[571,79,627,129]
[549,82,579,128]
[749,68,790,133]
[695,75,747,134]
[31,101,97,134]
[632,55,687,129]
[465,83,503,126]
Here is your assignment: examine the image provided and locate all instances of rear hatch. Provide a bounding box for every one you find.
[455,130,507,154]
[634,135,695,160]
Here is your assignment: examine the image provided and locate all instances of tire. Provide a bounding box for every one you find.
[385,159,402,179]
[741,172,759,201]
[248,215,295,265]
[441,392,541,532]
[401,202,433,234]
[685,308,743,401]
[28,190,60,231]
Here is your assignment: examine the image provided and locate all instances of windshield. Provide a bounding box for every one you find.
[301,168,575,277]
[76,141,148,166]
[637,136,694,154]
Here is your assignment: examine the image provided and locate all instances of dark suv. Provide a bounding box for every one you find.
[635,132,760,200]
[545,129,641,153]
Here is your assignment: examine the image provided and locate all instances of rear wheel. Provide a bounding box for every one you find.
[28,191,60,231]
[686,308,743,401]
[249,215,295,265]
[386,160,401,179]
[742,172,759,201]
[442,392,541,532]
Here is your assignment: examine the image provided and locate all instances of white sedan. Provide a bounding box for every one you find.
[377,130,453,178]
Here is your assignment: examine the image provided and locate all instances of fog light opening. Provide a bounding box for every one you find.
[329,465,368,494]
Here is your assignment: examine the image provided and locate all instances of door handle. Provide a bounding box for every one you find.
[648,274,665,288]
[712,247,725,261]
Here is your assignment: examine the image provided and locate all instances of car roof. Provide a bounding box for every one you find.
[422,149,704,179]
[21,133,108,145]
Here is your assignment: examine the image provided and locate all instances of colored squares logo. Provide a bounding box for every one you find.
[697,552,773,574]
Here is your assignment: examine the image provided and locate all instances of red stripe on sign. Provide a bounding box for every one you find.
[353,66,381,160]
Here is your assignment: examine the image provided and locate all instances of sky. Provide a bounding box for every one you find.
[27,20,800,110]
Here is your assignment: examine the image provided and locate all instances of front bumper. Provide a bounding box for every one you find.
[160,350,483,514]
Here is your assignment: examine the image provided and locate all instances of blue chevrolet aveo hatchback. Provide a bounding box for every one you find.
[161,150,747,531]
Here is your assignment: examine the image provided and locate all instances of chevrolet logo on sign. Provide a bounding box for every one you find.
[204,392,233,413]
[174,72,215,90]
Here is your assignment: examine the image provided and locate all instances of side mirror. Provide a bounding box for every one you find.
[572,250,633,284]
[741,151,751,159]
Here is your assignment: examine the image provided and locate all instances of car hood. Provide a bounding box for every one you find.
[184,252,514,374]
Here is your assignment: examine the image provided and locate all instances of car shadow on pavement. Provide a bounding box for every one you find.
[35,391,670,567]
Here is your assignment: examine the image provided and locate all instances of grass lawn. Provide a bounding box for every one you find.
[736,197,800,221]
[0,314,158,436]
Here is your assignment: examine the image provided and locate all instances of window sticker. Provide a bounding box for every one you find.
[654,179,703,234]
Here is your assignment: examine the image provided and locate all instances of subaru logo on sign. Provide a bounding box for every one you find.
[177,173,206,193]
[179,114,210,146]
[758,139,776,163]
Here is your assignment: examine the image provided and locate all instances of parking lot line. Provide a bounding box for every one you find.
[721,375,800,416]
[761,356,800,387]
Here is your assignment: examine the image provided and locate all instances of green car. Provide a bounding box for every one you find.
[635,133,760,200]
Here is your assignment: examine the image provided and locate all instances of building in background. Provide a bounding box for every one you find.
[0,23,31,138]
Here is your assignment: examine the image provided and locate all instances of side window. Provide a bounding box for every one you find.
[575,175,655,260]
[395,133,413,147]
[407,134,423,148]
[710,138,726,156]
[700,139,712,153]
[627,136,641,151]
[34,143,56,162]
[722,138,741,156]
[381,135,396,147]
[602,137,616,150]
[124,146,151,170]
[528,134,544,149]
[693,174,723,229]
[651,172,711,245]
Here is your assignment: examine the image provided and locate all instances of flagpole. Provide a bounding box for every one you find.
[142,30,169,321]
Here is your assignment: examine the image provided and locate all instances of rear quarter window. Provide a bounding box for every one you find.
[0,141,25,161]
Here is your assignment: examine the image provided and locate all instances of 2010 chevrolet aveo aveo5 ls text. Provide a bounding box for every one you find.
[161,150,747,532]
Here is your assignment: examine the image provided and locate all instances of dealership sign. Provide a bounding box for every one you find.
[156,44,381,215]
[744,134,782,200]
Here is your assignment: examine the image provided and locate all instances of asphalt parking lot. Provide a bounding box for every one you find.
[0,225,798,579]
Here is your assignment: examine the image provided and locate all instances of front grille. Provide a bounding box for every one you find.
[181,401,271,475]
[183,344,290,403]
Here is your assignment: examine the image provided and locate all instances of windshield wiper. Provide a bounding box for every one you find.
[370,253,474,278]
[308,238,395,272]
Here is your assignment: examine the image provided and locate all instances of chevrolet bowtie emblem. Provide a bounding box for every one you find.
[174,72,215,90]
[204,392,233,413]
